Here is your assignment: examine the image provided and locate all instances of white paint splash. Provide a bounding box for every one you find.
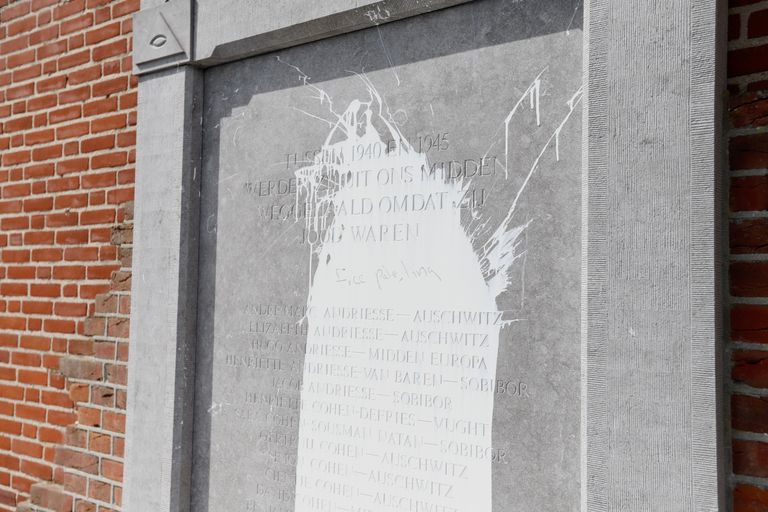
[288,69,580,512]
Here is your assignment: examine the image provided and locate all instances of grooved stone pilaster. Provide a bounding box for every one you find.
[582,1,725,510]
[124,66,202,512]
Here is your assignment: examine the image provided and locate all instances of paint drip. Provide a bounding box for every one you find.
[292,79,527,512]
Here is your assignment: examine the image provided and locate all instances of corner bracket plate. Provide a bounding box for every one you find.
[133,1,192,75]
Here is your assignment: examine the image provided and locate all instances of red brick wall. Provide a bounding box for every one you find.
[729,0,768,510]
[0,0,136,510]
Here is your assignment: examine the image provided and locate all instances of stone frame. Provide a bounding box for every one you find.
[124,0,727,510]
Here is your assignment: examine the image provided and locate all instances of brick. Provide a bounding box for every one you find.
[94,3,112,22]
[53,0,85,19]
[83,96,118,117]
[57,48,90,70]
[30,283,60,298]
[8,15,36,37]
[31,248,62,262]
[30,482,73,511]
[89,480,110,502]
[12,62,42,82]
[730,44,768,77]
[56,229,89,244]
[54,447,98,474]
[92,76,127,97]
[733,394,768,433]
[47,176,80,193]
[7,48,35,69]
[36,75,67,94]
[67,64,101,85]
[2,250,30,263]
[25,129,55,146]
[82,317,105,336]
[107,187,133,204]
[47,212,79,228]
[37,40,67,60]
[1,2,31,22]
[112,0,140,17]
[110,270,131,291]
[732,261,768,296]
[7,266,35,279]
[117,131,136,147]
[23,197,54,212]
[59,357,102,380]
[734,439,768,477]
[0,283,27,296]
[20,460,52,482]
[38,427,63,445]
[16,403,45,422]
[82,171,116,188]
[1,215,28,230]
[44,319,75,334]
[734,350,768,388]
[81,209,116,225]
[88,432,110,455]
[3,113,33,130]
[55,158,88,174]
[81,134,114,153]
[60,12,92,35]
[63,472,86,495]
[102,411,125,433]
[1,150,31,166]
[77,407,100,427]
[27,93,57,112]
[91,113,126,132]
[92,152,127,169]
[734,483,768,512]
[85,22,121,45]
[32,143,63,161]
[0,200,23,214]
[93,39,127,61]
[58,85,90,105]
[107,317,129,338]
[29,24,58,46]
[55,193,88,209]
[20,335,49,351]
[119,91,137,110]
[54,302,87,317]
[2,182,30,198]
[56,121,90,140]
[12,439,43,459]
[0,33,28,55]
[49,105,81,124]
[748,8,768,38]
[732,218,768,253]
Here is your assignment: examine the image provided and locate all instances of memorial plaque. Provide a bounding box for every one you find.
[193,1,583,511]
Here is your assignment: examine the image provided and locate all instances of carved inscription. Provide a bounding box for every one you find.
[209,55,581,510]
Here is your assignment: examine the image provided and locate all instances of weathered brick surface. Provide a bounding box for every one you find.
[729,0,768,508]
[0,0,137,510]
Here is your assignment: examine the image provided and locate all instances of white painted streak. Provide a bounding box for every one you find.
[284,66,581,512]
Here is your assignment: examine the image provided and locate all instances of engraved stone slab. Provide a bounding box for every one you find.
[193,1,583,511]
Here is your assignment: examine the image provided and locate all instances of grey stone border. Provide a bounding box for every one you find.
[124,65,202,511]
[582,1,726,510]
[125,0,727,510]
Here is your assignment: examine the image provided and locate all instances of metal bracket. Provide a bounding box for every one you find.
[133,0,192,75]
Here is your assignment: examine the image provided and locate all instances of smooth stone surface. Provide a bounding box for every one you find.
[193,0,473,65]
[193,1,582,511]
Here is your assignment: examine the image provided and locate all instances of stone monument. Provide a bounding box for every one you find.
[126,1,724,511]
